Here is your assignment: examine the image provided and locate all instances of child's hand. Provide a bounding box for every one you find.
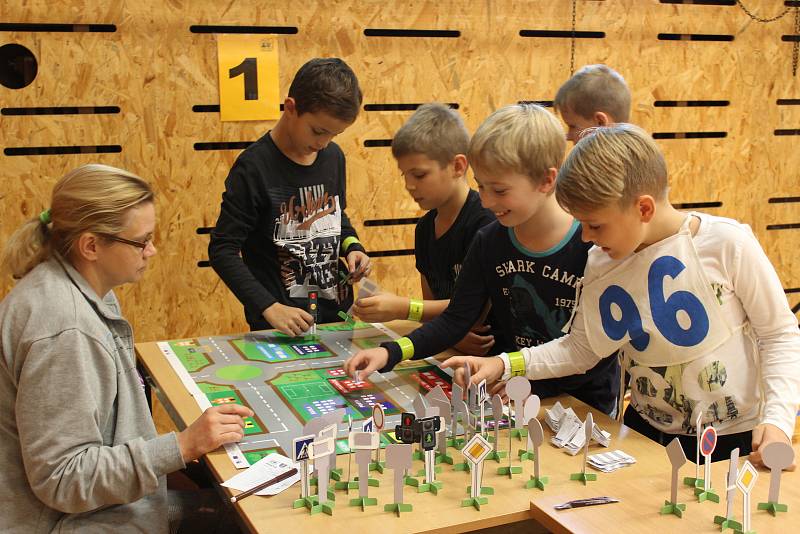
[177,403,254,462]
[263,302,313,336]
[353,293,407,322]
[453,324,495,356]
[346,250,371,283]
[440,356,505,389]
[750,423,796,471]
[343,347,389,378]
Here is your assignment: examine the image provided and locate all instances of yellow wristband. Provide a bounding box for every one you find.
[396,337,415,361]
[407,298,424,322]
[341,236,361,253]
[508,351,526,377]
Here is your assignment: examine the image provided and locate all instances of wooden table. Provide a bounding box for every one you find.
[136,324,798,534]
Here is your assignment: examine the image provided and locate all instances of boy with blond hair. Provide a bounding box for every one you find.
[443,124,800,464]
[554,64,631,143]
[346,104,619,415]
[352,103,496,354]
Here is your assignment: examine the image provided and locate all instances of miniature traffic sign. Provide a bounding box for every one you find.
[519,395,540,461]
[570,412,598,485]
[309,437,336,515]
[383,444,414,516]
[506,376,531,440]
[292,434,316,510]
[369,403,387,473]
[395,412,420,485]
[334,415,358,492]
[736,460,758,534]
[461,433,493,510]
[449,382,468,449]
[683,410,705,489]
[348,432,379,510]
[477,379,487,437]
[411,393,428,460]
[714,447,742,530]
[757,441,794,516]
[695,426,720,503]
[428,397,455,465]
[660,437,687,518]
[407,414,444,494]
[486,394,508,463]
[525,418,548,491]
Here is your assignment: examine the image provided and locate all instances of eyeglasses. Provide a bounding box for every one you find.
[100,234,153,251]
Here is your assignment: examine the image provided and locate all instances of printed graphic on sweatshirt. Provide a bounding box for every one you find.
[626,345,750,434]
[272,184,342,301]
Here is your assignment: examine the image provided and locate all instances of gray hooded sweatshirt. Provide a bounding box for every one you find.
[0,256,185,533]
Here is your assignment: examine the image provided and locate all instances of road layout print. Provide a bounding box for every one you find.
[158,322,453,468]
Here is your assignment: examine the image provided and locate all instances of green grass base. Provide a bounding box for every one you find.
[497,465,523,477]
[525,476,548,491]
[486,450,507,463]
[660,500,686,518]
[683,476,704,489]
[384,503,413,516]
[349,496,378,510]
[461,496,489,510]
[518,450,535,461]
[757,501,789,516]
[713,515,742,531]
[570,472,597,485]
[695,489,720,503]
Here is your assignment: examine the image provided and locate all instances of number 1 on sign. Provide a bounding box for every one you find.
[217,35,280,121]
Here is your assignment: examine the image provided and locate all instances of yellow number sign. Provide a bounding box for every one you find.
[217,35,280,122]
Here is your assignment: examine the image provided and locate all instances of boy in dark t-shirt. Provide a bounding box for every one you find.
[353,103,496,355]
[346,104,619,415]
[209,58,370,335]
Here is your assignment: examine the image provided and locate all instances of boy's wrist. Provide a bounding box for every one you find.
[407,298,424,321]
[498,352,513,381]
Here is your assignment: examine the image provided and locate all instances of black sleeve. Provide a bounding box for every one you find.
[208,156,276,316]
[414,218,426,275]
[337,154,365,255]
[379,231,490,372]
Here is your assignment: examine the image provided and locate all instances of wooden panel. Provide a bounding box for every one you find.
[2,0,799,344]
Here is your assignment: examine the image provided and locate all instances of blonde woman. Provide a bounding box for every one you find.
[0,164,252,533]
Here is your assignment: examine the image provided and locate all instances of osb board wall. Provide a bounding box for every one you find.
[1,0,798,343]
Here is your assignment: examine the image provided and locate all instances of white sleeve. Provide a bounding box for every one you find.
[499,290,607,381]
[732,228,800,440]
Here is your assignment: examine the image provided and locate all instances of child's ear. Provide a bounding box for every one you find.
[283,97,297,116]
[636,195,656,222]
[538,167,558,193]
[452,154,468,178]
[593,111,612,127]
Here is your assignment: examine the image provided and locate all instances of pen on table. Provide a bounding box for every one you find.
[554,496,619,510]
[230,467,299,503]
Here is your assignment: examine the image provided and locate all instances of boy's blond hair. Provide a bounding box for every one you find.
[391,103,469,167]
[468,103,566,185]
[555,123,668,213]
[554,64,631,123]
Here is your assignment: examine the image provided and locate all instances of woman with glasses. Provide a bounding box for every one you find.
[0,164,252,533]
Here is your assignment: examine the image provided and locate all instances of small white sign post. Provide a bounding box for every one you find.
[695,426,719,503]
[714,447,741,530]
[525,418,548,491]
[570,412,597,484]
[660,437,687,518]
[291,434,315,510]
[757,441,794,516]
[736,460,758,534]
[460,433,493,510]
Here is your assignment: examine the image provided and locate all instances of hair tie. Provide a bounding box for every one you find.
[39,209,51,225]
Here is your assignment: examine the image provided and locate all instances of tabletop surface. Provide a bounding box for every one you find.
[136,323,799,534]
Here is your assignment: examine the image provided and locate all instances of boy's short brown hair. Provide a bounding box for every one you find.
[288,58,362,123]
[556,123,668,213]
[468,103,566,185]
[391,103,469,167]
[554,64,631,123]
